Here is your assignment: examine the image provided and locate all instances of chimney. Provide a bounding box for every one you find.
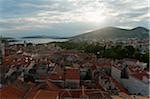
[80,85,89,99]
[82,85,86,96]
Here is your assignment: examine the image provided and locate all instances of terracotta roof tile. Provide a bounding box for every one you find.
[61,89,110,99]
[65,68,80,80]
[46,80,61,92]
[0,85,24,99]
[33,90,59,99]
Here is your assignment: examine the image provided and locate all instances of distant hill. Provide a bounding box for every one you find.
[0,37,14,40]
[22,35,71,39]
[70,27,149,42]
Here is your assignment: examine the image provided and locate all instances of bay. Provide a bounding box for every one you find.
[9,38,69,44]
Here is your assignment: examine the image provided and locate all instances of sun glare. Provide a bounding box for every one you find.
[83,9,106,24]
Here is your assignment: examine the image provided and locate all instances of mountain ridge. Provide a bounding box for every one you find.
[21,35,72,39]
[69,26,149,42]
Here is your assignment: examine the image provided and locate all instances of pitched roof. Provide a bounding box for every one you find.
[24,84,39,99]
[61,89,111,99]
[129,66,150,81]
[12,79,30,94]
[33,90,59,99]
[46,80,61,92]
[49,74,63,80]
[0,85,24,99]
[65,68,80,80]
[60,90,72,97]
[40,74,63,80]
[89,92,112,99]
[25,80,61,99]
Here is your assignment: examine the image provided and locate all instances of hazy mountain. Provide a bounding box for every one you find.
[22,35,71,39]
[70,27,149,42]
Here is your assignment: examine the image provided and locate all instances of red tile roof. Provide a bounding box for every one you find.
[0,85,24,99]
[129,67,150,81]
[65,68,80,80]
[40,74,63,80]
[25,80,61,99]
[24,84,39,99]
[46,80,61,92]
[61,90,72,97]
[49,74,63,80]
[33,90,59,99]
[131,73,149,81]
[97,63,112,67]
[61,89,110,98]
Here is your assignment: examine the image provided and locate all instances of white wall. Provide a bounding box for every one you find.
[111,66,121,82]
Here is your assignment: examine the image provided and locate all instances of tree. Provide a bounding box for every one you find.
[124,45,135,58]
[84,69,92,80]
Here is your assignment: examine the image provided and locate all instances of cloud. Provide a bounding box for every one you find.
[0,0,149,37]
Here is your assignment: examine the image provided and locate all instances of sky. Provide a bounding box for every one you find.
[0,0,149,37]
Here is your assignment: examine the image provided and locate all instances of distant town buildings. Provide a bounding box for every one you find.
[0,41,149,99]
